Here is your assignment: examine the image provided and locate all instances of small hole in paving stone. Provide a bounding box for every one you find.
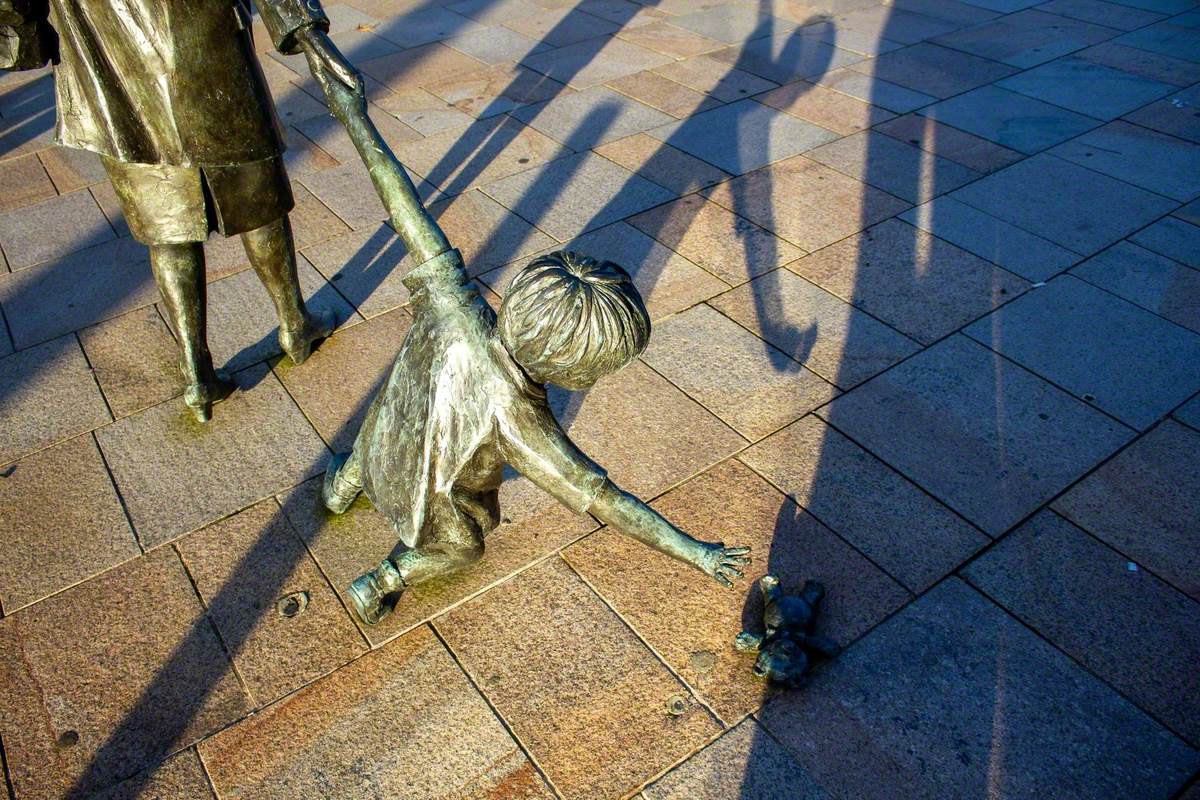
[488,674,503,686]
[518,157,530,164]
[1083,394,1095,402]
[57,730,79,748]
[665,695,689,716]
[1038,413,1049,420]
[277,591,310,618]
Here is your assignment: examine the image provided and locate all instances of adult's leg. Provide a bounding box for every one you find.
[150,242,235,421]
[240,216,335,364]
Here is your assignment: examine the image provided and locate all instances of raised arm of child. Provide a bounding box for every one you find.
[587,482,751,587]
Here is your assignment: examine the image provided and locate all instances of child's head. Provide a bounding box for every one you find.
[498,251,651,390]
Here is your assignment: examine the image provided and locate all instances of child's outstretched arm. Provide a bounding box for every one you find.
[588,482,751,587]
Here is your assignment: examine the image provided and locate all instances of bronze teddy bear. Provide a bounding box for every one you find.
[735,575,840,687]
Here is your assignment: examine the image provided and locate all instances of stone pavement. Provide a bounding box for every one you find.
[1,0,1199,796]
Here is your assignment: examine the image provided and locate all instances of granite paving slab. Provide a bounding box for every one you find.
[642,304,837,439]
[481,151,675,241]
[965,509,1200,745]
[199,625,553,798]
[812,67,937,113]
[784,18,905,58]
[706,34,867,85]
[38,146,107,195]
[888,0,1002,26]
[274,309,411,452]
[293,111,418,166]
[512,85,677,150]
[1048,119,1200,201]
[1071,240,1200,333]
[0,152,54,214]
[949,153,1176,256]
[710,266,921,389]
[1038,0,1166,30]
[95,364,328,548]
[593,133,730,195]
[900,196,1081,281]
[279,472,596,647]
[0,188,116,271]
[0,548,251,800]
[756,80,896,136]
[519,35,674,89]
[964,275,1200,429]
[201,255,357,373]
[0,432,138,613]
[790,218,1030,345]
[669,4,797,44]
[0,236,158,350]
[872,112,1024,172]
[703,155,911,253]
[360,41,488,90]
[820,334,1132,535]
[743,415,988,591]
[301,223,413,318]
[647,99,839,175]
[426,62,568,119]
[1174,393,1200,429]
[1124,84,1200,143]
[826,4,961,47]
[0,333,111,466]
[436,557,723,799]
[997,56,1176,120]
[642,719,826,800]
[920,84,1102,154]
[806,130,981,204]
[175,500,366,707]
[615,19,725,58]
[1113,17,1200,60]
[90,749,215,800]
[605,70,722,119]
[1075,40,1200,85]
[446,25,551,64]
[565,459,909,723]
[848,42,1019,98]
[629,193,803,285]
[1131,216,1200,268]
[371,86,475,136]
[1053,419,1200,600]
[652,55,778,102]
[373,5,484,48]
[504,6,621,48]
[757,578,1199,800]
[931,8,1120,68]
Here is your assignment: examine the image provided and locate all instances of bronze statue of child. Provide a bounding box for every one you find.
[322,248,751,624]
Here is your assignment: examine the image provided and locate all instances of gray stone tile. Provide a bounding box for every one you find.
[949,154,1176,255]
[504,6,621,48]
[813,67,937,113]
[849,42,1019,98]
[706,34,867,85]
[652,54,778,102]
[1131,215,1200,268]
[593,133,730,196]
[998,56,1176,120]
[519,35,673,89]
[889,0,1003,26]
[901,196,1082,281]
[0,432,139,613]
[481,151,674,241]
[0,188,116,270]
[360,41,490,93]
[757,80,896,136]
[90,748,215,800]
[670,4,797,44]
[1053,419,1200,600]
[302,223,413,319]
[480,221,729,322]
[743,415,988,591]
[79,306,185,419]
[806,131,980,204]
[0,547,251,800]
[758,578,1199,800]
[932,8,1121,68]
[642,304,837,439]
[643,720,825,800]
[38,145,109,194]
[512,85,676,150]
[921,84,1102,154]
[703,155,912,254]
[175,500,367,707]
[1114,18,1200,60]
[646,99,839,175]
[371,87,475,136]
[965,275,1200,429]
[199,626,551,798]
[1174,197,1200,227]
[827,4,961,47]
[0,236,158,350]
[873,112,1024,173]
[0,153,55,214]
[791,218,1030,344]
[604,69,722,119]
[426,62,567,119]
[0,334,111,466]
[1071,241,1200,333]
[1112,0,1200,12]
[1174,393,1200,428]
[1049,120,1200,201]
[820,335,1132,534]
[95,364,328,548]
[1038,0,1167,30]
[710,268,921,389]
[1076,40,1200,85]
[202,256,357,373]
[445,26,551,64]
[373,6,484,48]
[965,509,1200,746]
[615,19,725,59]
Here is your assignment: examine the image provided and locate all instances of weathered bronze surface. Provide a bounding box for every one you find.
[2,0,347,420]
[735,575,840,687]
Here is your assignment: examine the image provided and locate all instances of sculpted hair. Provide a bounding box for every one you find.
[498,251,651,389]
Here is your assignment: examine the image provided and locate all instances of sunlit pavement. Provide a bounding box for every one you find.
[1,0,1199,797]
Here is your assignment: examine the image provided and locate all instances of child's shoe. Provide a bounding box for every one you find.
[348,559,404,625]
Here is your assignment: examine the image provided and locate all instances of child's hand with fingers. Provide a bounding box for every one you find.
[696,543,752,588]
